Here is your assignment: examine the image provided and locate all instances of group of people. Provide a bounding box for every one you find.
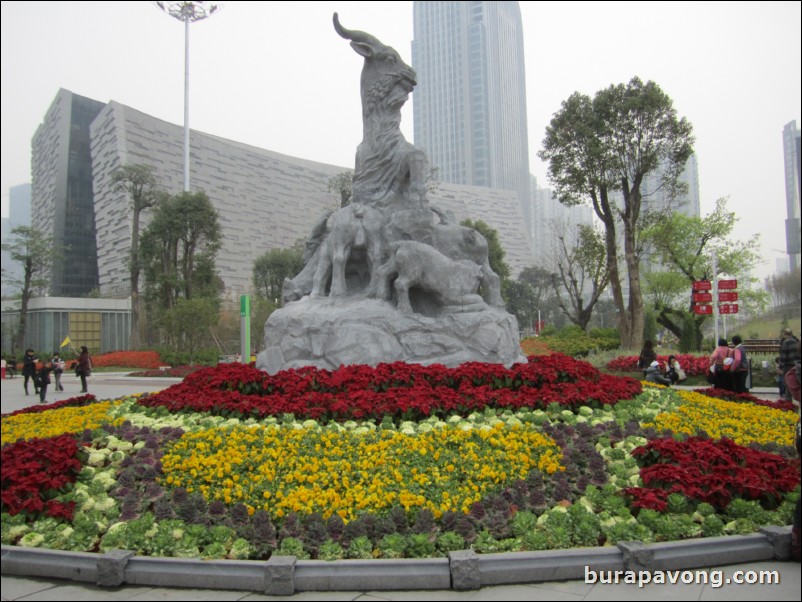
[20,346,93,403]
[637,340,687,386]
[708,335,750,393]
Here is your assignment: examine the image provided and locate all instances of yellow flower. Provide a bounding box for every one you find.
[1,401,124,444]
[646,390,797,447]
[160,422,564,522]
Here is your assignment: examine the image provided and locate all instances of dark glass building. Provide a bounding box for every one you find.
[32,89,105,297]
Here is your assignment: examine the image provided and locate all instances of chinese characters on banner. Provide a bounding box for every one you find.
[692,280,738,315]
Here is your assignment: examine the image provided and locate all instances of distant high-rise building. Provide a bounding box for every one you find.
[8,183,32,230]
[782,120,800,270]
[32,89,105,297]
[1,182,32,297]
[524,177,593,268]
[412,1,530,214]
[641,154,701,218]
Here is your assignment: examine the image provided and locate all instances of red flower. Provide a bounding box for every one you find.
[626,436,800,511]
[138,354,642,422]
[1,434,84,520]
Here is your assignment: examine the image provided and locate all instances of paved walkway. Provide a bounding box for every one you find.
[1,371,180,415]
[1,376,798,600]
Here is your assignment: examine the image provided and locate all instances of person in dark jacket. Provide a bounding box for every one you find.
[731,335,749,393]
[76,346,92,393]
[51,352,66,392]
[637,340,657,375]
[779,328,800,401]
[644,361,672,386]
[22,348,39,396]
[37,360,54,403]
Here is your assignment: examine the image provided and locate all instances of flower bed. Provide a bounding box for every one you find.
[1,434,83,520]
[139,355,642,421]
[691,387,797,412]
[2,401,123,444]
[626,436,799,511]
[643,390,797,447]
[1,355,798,560]
[92,350,164,369]
[161,422,564,521]
[606,354,710,376]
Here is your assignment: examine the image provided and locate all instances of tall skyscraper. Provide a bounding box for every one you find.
[782,120,800,271]
[31,89,105,297]
[412,1,530,213]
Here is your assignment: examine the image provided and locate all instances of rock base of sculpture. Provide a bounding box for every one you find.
[256,297,525,375]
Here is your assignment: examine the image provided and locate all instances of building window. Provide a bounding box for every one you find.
[69,312,102,354]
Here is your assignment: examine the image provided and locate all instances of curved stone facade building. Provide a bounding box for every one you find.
[30,90,533,302]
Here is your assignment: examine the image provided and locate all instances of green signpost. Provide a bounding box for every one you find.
[240,294,250,363]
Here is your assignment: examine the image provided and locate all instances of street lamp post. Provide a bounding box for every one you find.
[154,1,220,192]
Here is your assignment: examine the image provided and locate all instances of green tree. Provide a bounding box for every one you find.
[505,267,557,332]
[249,296,278,349]
[765,267,801,309]
[1,226,55,352]
[328,171,354,208]
[252,246,304,303]
[162,297,219,363]
[140,191,222,348]
[460,218,511,281]
[112,164,162,349]
[646,197,768,350]
[539,77,694,349]
[550,224,611,332]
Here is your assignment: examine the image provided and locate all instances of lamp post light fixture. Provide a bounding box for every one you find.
[154,1,221,192]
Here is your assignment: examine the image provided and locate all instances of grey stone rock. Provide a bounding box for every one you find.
[96,549,134,587]
[265,555,296,596]
[448,550,480,591]
[256,298,525,374]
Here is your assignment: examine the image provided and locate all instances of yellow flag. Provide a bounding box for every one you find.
[60,336,71,348]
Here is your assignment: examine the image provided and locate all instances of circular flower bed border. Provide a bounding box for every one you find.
[1,355,798,592]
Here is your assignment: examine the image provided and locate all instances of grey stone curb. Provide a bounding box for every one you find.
[294,558,450,591]
[0,528,791,594]
[477,547,624,586]
[0,546,97,583]
[124,557,267,592]
[617,533,777,571]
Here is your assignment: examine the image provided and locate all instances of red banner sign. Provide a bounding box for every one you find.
[718,279,738,290]
[693,304,713,315]
[718,291,738,302]
[693,280,712,291]
[693,292,713,303]
[718,303,739,314]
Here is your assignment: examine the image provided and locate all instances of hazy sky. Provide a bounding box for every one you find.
[1,1,800,279]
